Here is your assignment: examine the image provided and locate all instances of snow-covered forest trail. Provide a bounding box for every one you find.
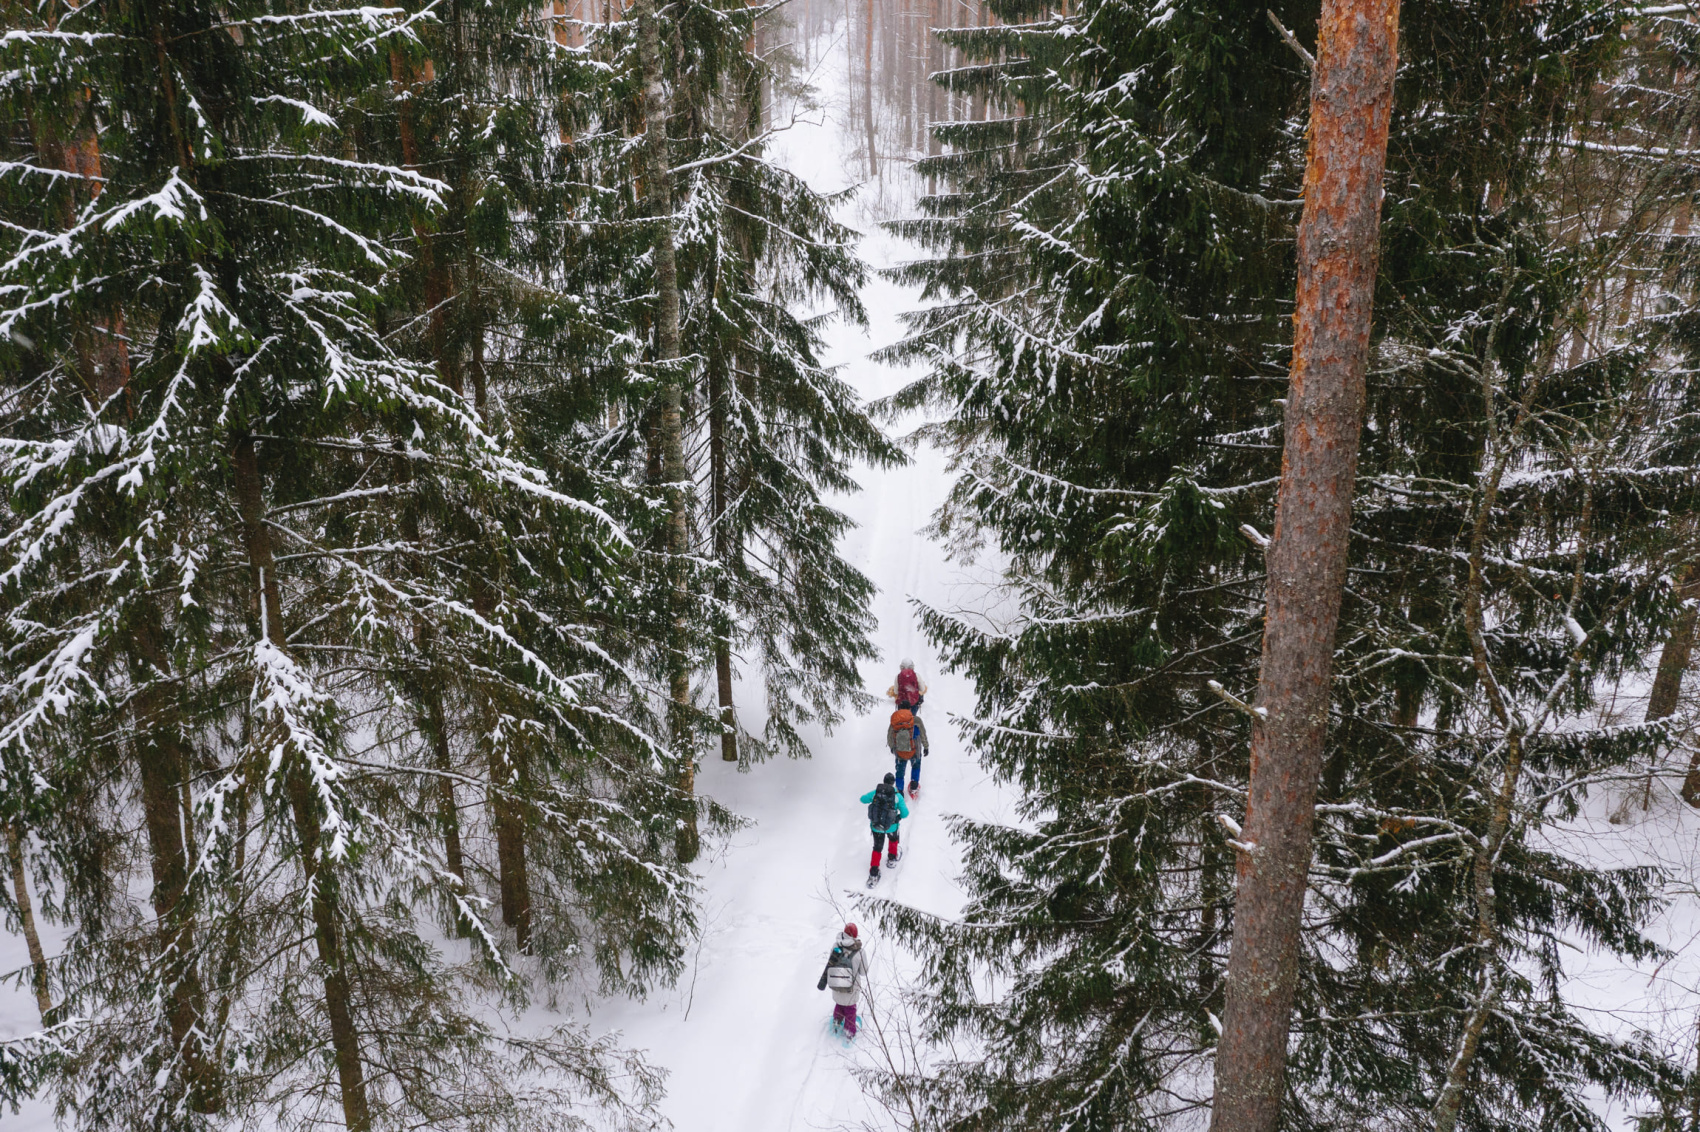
[0,26,1006,1132]
[578,51,1008,1132]
[6,12,1700,1132]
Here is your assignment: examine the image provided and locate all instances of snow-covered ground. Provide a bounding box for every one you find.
[1546,784,1700,1127]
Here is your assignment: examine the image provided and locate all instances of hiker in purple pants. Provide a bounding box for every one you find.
[816,923,868,1037]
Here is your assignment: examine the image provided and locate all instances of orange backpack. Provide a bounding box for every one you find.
[890,709,916,756]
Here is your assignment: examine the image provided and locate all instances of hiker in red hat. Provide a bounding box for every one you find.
[816,923,868,1038]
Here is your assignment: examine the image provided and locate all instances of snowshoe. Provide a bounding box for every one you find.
[866,867,881,888]
[907,784,919,800]
[886,849,899,868]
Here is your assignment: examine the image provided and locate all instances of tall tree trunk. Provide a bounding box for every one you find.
[1429,736,1522,1132]
[210,763,250,1063]
[391,48,457,395]
[39,0,130,406]
[467,570,534,945]
[864,0,878,176]
[1659,565,1700,803]
[708,278,739,764]
[131,626,223,1114]
[232,434,371,1132]
[487,734,534,950]
[1196,740,1223,1002]
[634,0,700,862]
[401,470,468,892]
[5,824,51,1020]
[464,274,533,938]
[1207,4,1398,1130]
[422,672,466,885]
[50,89,210,1100]
[1427,287,1557,1132]
[928,0,942,162]
[972,0,986,122]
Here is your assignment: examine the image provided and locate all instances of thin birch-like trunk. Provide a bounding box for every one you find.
[634,0,700,862]
[864,0,878,176]
[1427,284,1563,1132]
[5,824,51,1020]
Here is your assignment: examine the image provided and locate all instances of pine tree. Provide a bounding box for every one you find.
[1209,1,1399,1125]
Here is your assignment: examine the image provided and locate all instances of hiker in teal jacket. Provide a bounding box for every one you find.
[861,773,910,883]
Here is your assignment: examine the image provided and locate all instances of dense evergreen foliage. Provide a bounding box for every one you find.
[875,0,1700,1128]
[575,0,903,768]
[3,0,1700,1126]
[0,0,886,1124]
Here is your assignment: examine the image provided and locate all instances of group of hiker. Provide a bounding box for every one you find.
[871,658,928,884]
[816,658,930,1040]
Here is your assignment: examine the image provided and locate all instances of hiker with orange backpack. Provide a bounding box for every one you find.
[887,704,929,799]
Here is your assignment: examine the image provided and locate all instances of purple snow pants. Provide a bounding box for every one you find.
[833,1003,858,1036]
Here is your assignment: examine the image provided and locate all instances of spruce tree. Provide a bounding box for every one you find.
[365,0,708,981]
[677,130,903,763]
[0,0,682,1125]
[569,0,900,787]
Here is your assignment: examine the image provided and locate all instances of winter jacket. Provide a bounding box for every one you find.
[886,715,929,757]
[861,787,910,834]
[817,932,868,1005]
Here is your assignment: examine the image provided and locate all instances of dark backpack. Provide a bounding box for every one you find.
[867,783,898,830]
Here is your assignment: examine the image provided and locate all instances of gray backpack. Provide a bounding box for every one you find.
[825,946,856,991]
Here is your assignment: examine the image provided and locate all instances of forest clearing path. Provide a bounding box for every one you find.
[580,62,1012,1131]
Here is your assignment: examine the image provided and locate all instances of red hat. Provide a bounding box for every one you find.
[843,923,858,938]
